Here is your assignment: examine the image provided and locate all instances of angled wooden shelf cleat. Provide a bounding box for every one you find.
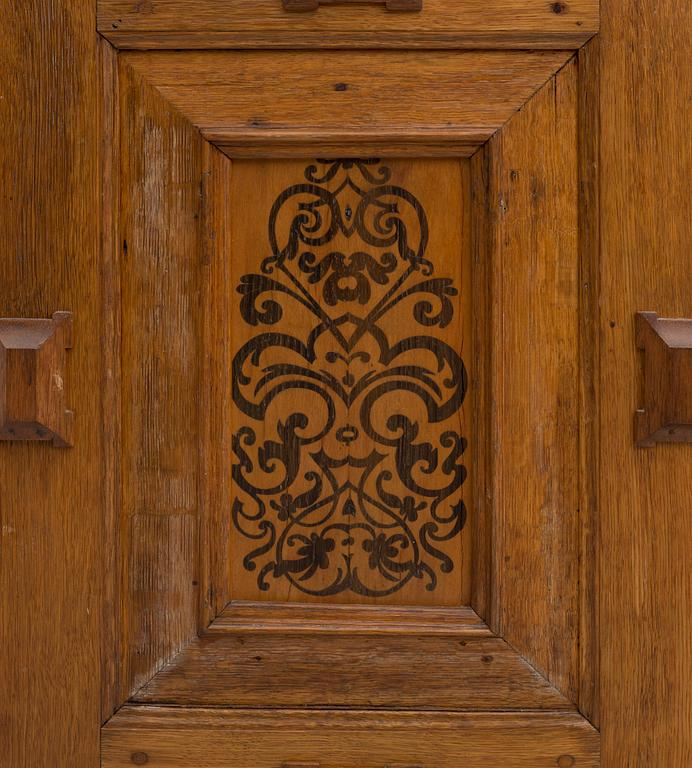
[635,311,692,447]
[0,311,74,447]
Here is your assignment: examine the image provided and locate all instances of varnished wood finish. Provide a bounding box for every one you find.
[198,143,235,627]
[478,61,582,702]
[120,51,574,159]
[212,601,490,635]
[98,0,598,50]
[283,0,423,11]
[0,1,102,764]
[227,158,472,605]
[635,312,692,446]
[131,632,572,710]
[575,37,600,726]
[101,35,123,722]
[6,0,690,760]
[102,708,600,768]
[116,58,206,700]
[0,312,74,446]
[599,0,692,761]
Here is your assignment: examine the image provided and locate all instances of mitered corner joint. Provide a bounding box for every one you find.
[635,311,692,447]
[0,311,74,448]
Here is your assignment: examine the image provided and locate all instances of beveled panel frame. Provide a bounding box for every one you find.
[101,42,599,765]
[97,0,599,51]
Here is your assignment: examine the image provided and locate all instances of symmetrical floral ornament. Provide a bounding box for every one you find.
[231,159,468,598]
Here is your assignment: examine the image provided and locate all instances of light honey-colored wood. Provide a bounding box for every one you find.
[116,57,206,700]
[598,0,692,761]
[97,0,598,50]
[101,35,123,722]
[120,50,575,159]
[6,0,691,761]
[227,158,472,606]
[198,143,235,627]
[576,37,600,725]
[477,60,582,702]
[130,632,573,710]
[102,708,600,768]
[0,1,102,764]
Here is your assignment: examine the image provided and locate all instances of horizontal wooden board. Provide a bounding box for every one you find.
[131,632,571,710]
[99,0,598,50]
[121,51,574,158]
[211,602,491,635]
[102,707,599,767]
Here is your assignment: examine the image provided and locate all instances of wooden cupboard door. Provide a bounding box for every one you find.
[5,0,691,766]
[96,42,602,767]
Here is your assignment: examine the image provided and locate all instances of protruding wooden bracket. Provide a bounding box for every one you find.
[635,311,692,447]
[283,0,422,12]
[0,311,74,447]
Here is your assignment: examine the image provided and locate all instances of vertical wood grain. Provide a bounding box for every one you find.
[599,0,692,761]
[485,59,581,701]
[470,145,493,621]
[101,36,123,722]
[576,38,600,726]
[118,58,205,698]
[0,1,102,764]
[198,144,234,625]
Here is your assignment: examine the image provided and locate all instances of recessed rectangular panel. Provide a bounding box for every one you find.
[229,158,471,605]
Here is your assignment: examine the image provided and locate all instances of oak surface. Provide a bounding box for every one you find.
[98,0,598,50]
[116,57,206,700]
[598,0,692,762]
[102,708,600,768]
[0,1,102,765]
[212,601,490,635]
[121,50,574,158]
[131,632,572,710]
[476,61,582,703]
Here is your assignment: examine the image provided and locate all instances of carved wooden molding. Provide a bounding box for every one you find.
[635,311,692,447]
[283,0,422,11]
[0,311,74,447]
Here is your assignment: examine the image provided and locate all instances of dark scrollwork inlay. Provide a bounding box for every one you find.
[231,159,468,598]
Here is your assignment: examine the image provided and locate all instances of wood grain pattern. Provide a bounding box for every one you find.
[98,0,598,50]
[576,38,600,726]
[131,632,572,710]
[101,34,123,722]
[481,60,581,701]
[211,601,491,635]
[102,708,600,768]
[227,158,471,605]
[121,51,574,159]
[0,0,102,764]
[283,0,423,10]
[598,0,692,761]
[198,143,234,627]
[117,57,206,699]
